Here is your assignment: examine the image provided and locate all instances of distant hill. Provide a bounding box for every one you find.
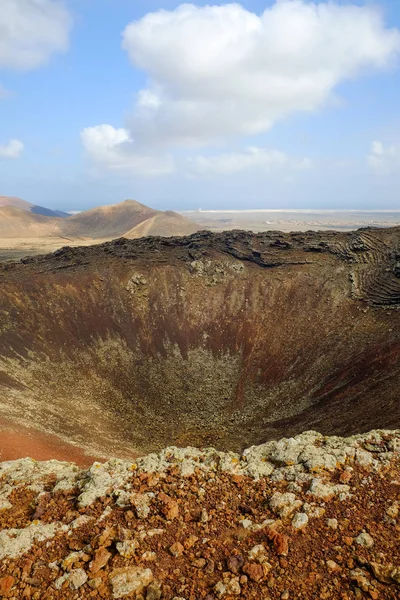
[0,206,60,238]
[0,198,201,241]
[62,200,158,239]
[125,210,200,239]
[0,196,68,218]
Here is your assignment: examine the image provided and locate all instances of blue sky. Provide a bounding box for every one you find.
[0,0,400,211]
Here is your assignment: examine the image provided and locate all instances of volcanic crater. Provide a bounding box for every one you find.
[0,228,399,459]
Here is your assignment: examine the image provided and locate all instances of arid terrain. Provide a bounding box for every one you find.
[181,210,400,233]
[0,197,201,262]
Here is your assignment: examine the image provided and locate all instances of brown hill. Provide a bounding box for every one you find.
[0,228,399,460]
[124,210,201,239]
[0,195,67,217]
[0,206,60,237]
[0,199,201,241]
[61,199,158,239]
[0,196,32,211]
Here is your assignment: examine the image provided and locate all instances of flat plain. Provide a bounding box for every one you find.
[181,209,400,233]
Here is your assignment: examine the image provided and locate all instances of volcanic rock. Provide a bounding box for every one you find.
[0,429,399,599]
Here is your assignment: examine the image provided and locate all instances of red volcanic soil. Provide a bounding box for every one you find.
[0,430,399,599]
[0,418,102,467]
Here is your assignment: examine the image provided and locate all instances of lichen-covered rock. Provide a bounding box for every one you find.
[69,568,88,590]
[269,492,302,517]
[214,575,241,597]
[0,521,68,560]
[109,567,153,598]
[308,478,350,500]
[355,532,374,548]
[0,428,399,599]
[291,512,309,529]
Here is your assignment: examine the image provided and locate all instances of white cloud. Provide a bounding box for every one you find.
[0,139,24,158]
[0,0,72,70]
[81,125,175,177]
[368,140,398,174]
[122,1,400,148]
[187,147,313,176]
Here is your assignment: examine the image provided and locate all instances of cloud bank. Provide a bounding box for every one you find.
[187,147,312,176]
[122,1,400,147]
[81,125,174,176]
[0,0,72,70]
[83,1,400,178]
[0,139,24,158]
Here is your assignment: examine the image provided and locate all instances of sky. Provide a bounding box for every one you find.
[0,0,400,211]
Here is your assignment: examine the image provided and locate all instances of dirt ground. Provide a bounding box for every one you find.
[0,417,103,467]
[0,237,111,262]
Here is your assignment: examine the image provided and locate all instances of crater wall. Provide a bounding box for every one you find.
[0,229,399,457]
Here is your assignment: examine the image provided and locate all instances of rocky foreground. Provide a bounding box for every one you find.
[0,430,399,599]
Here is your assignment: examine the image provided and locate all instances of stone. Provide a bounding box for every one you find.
[146,581,162,600]
[214,576,241,597]
[131,493,152,519]
[0,521,67,560]
[109,567,153,599]
[248,544,269,564]
[62,551,83,570]
[183,534,198,549]
[226,555,244,574]
[308,479,350,500]
[162,499,179,520]
[242,562,264,582]
[369,562,400,584]
[327,518,338,530]
[326,560,341,573]
[54,574,69,590]
[90,546,112,573]
[355,450,374,467]
[269,492,302,518]
[0,576,15,596]
[386,502,399,519]
[265,526,289,556]
[269,438,301,466]
[141,551,157,562]
[349,569,371,592]
[69,569,88,590]
[292,512,308,529]
[302,503,325,518]
[355,532,374,548]
[116,539,140,558]
[391,568,400,584]
[192,558,206,568]
[201,508,209,523]
[170,542,184,558]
